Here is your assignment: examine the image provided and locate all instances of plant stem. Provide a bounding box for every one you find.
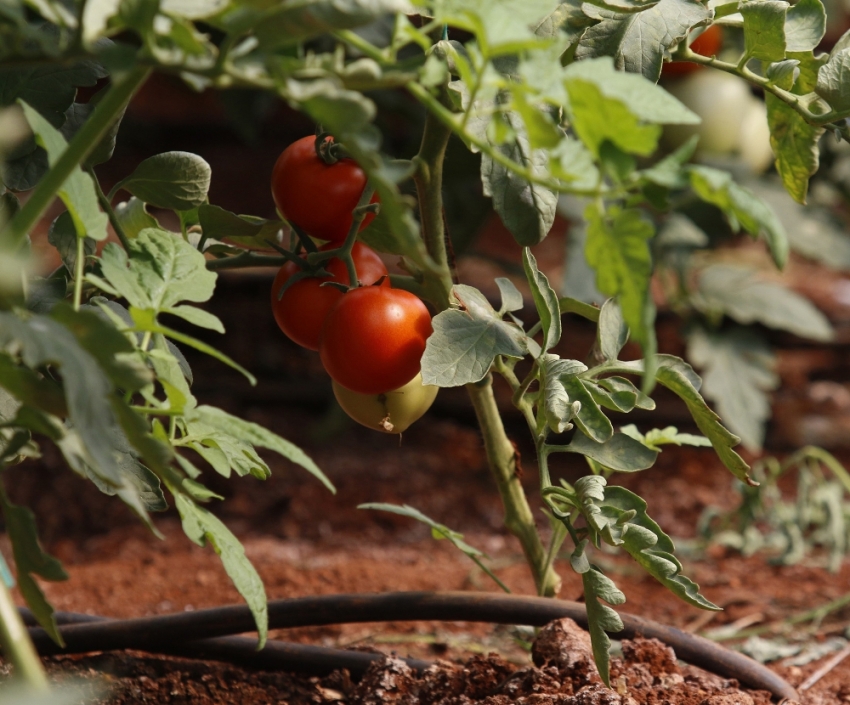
[1,66,151,250]
[466,375,562,597]
[88,166,131,250]
[73,235,84,310]
[206,252,290,271]
[0,566,49,691]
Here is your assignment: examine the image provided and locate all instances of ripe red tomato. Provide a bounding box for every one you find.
[319,286,432,395]
[661,25,723,78]
[271,242,388,351]
[271,135,378,244]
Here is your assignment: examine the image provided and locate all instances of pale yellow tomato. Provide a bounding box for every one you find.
[332,373,438,434]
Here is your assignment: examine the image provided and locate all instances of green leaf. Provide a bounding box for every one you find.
[164,305,224,333]
[0,353,65,417]
[285,79,376,137]
[597,298,628,362]
[577,558,624,686]
[114,197,160,239]
[421,284,529,387]
[19,101,109,241]
[523,248,561,352]
[534,0,595,50]
[115,152,211,211]
[693,263,833,341]
[686,326,779,453]
[359,503,510,592]
[0,492,67,646]
[495,277,524,314]
[565,430,658,471]
[575,0,711,81]
[765,93,823,204]
[584,203,656,382]
[198,204,284,249]
[741,0,788,62]
[562,376,614,443]
[540,355,586,434]
[785,0,826,52]
[620,424,710,449]
[653,355,753,485]
[481,112,558,246]
[99,228,217,311]
[188,406,333,493]
[815,47,850,111]
[173,492,267,648]
[47,210,95,274]
[587,377,643,413]
[688,165,788,269]
[601,486,720,610]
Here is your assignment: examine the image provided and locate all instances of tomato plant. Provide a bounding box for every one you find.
[320,286,432,395]
[0,0,848,694]
[661,25,723,77]
[332,373,438,434]
[271,242,388,351]
[271,135,378,244]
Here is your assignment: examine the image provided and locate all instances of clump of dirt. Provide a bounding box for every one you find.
[39,619,778,705]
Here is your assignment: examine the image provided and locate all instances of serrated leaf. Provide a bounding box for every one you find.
[601,486,720,610]
[190,406,331,491]
[575,0,711,81]
[19,102,109,241]
[688,165,788,268]
[765,94,824,205]
[741,0,788,62]
[421,284,529,387]
[359,502,510,592]
[565,430,658,471]
[653,355,753,484]
[173,492,267,648]
[114,198,160,239]
[584,203,656,383]
[481,112,557,246]
[562,376,614,443]
[785,0,826,52]
[523,248,561,352]
[47,210,96,274]
[815,47,850,111]
[694,263,833,341]
[579,562,624,686]
[115,151,211,211]
[686,326,778,453]
[197,204,284,249]
[597,298,628,361]
[0,492,67,646]
[99,228,217,311]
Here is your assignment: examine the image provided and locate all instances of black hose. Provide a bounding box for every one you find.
[21,591,798,701]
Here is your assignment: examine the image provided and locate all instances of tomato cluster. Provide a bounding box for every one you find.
[270,137,437,434]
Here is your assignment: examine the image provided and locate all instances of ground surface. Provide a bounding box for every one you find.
[2,272,850,704]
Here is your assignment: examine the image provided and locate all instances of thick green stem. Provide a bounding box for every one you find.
[0,578,49,691]
[1,66,151,250]
[88,166,131,251]
[466,376,562,597]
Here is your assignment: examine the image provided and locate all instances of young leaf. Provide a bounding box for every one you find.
[19,101,109,240]
[565,430,658,472]
[693,263,833,341]
[114,198,160,239]
[172,492,268,648]
[481,112,558,246]
[540,355,586,433]
[561,376,614,443]
[814,47,850,111]
[784,0,826,52]
[114,152,211,211]
[740,1,788,62]
[597,298,628,362]
[421,284,529,387]
[576,0,711,81]
[0,491,67,646]
[601,486,720,610]
[48,211,95,274]
[577,556,625,686]
[599,376,655,410]
[180,415,271,480]
[495,277,524,315]
[620,424,711,449]
[359,503,510,592]
[523,248,561,352]
[687,326,779,453]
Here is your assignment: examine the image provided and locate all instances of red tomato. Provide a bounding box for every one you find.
[662,25,723,78]
[271,242,388,351]
[271,135,378,244]
[319,287,433,395]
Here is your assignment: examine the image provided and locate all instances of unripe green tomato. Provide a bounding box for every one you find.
[737,97,774,173]
[332,373,438,434]
[663,70,753,155]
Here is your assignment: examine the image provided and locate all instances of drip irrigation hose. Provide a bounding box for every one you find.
[20,591,798,701]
